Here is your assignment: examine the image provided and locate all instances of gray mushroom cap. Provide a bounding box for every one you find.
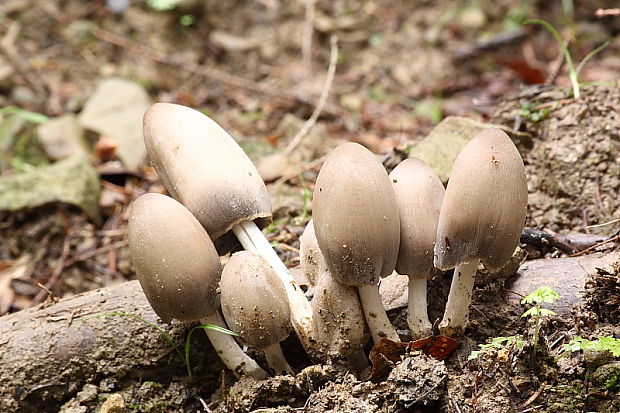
[143,103,272,243]
[434,128,528,270]
[313,142,401,287]
[220,251,292,349]
[390,158,445,278]
[128,193,221,323]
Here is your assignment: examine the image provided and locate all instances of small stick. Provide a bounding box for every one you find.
[284,36,338,155]
[595,8,620,17]
[301,0,316,76]
[568,233,620,257]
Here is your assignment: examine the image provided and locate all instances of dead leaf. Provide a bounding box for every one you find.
[0,255,35,315]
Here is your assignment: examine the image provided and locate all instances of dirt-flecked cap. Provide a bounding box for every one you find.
[143,103,272,242]
[313,142,400,287]
[129,193,221,323]
[434,128,527,270]
[390,158,444,278]
[220,251,291,349]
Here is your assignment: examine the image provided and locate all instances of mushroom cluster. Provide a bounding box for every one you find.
[129,100,527,379]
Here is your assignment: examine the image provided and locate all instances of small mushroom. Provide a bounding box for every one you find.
[303,220,369,370]
[390,158,444,339]
[313,142,401,343]
[143,103,314,351]
[128,193,267,378]
[299,219,325,287]
[220,251,294,375]
[434,128,527,337]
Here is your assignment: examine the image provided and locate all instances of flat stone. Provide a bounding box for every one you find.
[37,114,90,160]
[0,155,101,222]
[408,116,531,182]
[78,78,150,171]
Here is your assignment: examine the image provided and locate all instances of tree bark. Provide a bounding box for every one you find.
[0,280,222,412]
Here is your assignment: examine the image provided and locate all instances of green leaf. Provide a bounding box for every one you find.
[0,106,49,124]
[521,286,561,305]
[539,308,557,317]
[198,323,240,336]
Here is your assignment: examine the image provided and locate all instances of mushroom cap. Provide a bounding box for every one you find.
[128,193,221,323]
[312,271,369,355]
[390,158,444,278]
[220,251,291,349]
[143,103,272,243]
[299,219,327,286]
[313,142,400,287]
[434,128,527,271]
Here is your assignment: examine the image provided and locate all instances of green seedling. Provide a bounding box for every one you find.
[524,19,610,99]
[521,285,561,361]
[146,0,181,11]
[79,312,238,379]
[468,335,525,361]
[562,336,620,357]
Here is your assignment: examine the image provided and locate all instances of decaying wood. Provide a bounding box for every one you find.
[0,280,221,411]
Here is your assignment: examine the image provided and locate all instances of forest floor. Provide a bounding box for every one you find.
[0,1,619,412]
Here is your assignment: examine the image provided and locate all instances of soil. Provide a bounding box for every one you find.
[1,0,620,412]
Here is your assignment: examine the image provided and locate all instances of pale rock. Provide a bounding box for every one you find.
[37,115,90,160]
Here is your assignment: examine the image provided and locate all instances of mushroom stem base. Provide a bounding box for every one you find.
[358,284,400,343]
[232,220,315,353]
[263,342,294,375]
[201,312,267,379]
[407,276,432,340]
[439,259,479,337]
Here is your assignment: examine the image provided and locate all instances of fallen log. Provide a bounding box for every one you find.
[0,280,222,412]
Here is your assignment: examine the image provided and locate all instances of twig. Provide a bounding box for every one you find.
[518,381,546,410]
[595,8,620,17]
[584,217,620,229]
[284,36,338,155]
[568,233,620,257]
[302,0,316,76]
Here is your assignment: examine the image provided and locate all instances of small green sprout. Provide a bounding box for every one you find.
[468,335,525,361]
[524,19,610,99]
[521,286,561,360]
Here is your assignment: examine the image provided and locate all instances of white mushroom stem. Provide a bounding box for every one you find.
[439,259,480,337]
[358,284,400,343]
[200,312,268,379]
[407,276,432,340]
[232,220,315,351]
[262,342,294,375]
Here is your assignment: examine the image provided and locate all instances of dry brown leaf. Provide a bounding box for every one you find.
[0,255,35,315]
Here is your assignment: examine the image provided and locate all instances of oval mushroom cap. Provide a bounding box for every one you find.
[313,142,400,287]
[390,158,444,278]
[220,251,291,349]
[143,103,272,242]
[129,193,221,323]
[299,219,327,286]
[434,128,527,270]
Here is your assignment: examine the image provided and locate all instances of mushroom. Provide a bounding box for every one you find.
[313,142,401,343]
[299,219,325,287]
[220,251,294,375]
[143,103,314,351]
[312,271,370,370]
[390,158,444,340]
[302,220,369,369]
[434,128,527,337]
[128,193,267,379]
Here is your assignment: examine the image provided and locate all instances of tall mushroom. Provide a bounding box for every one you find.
[434,128,527,337]
[390,158,444,339]
[128,193,267,379]
[302,220,369,369]
[143,103,314,351]
[313,142,401,344]
[220,251,294,375]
